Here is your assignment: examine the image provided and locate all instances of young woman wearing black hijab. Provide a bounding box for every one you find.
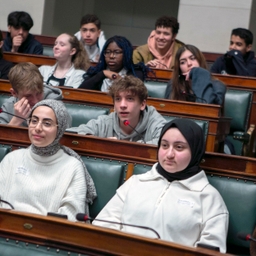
[92,118,229,253]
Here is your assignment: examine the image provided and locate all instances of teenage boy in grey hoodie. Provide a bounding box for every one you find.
[74,75,166,145]
[0,62,64,126]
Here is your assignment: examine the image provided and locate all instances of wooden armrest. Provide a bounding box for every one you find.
[243,124,255,156]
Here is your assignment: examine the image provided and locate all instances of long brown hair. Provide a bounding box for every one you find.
[170,44,207,100]
[66,33,90,70]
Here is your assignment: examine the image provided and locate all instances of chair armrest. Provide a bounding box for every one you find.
[242,124,255,156]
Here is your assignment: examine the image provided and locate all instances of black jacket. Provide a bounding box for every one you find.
[0,58,14,79]
[3,33,43,55]
[164,67,226,105]
[79,69,144,90]
[210,50,256,77]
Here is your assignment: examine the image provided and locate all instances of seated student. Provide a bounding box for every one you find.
[0,62,65,126]
[0,30,14,79]
[39,33,90,88]
[133,16,184,70]
[3,11,43,55]
[73,76,166,145]
[93,118,229,253]
[211,28,256,76]
[165,44,226,105]
[0,99,96,221]
[74,14,106,62]
[79,35,149,92]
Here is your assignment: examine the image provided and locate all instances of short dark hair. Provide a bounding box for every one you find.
[80,14,101,29]
[7,11,33,31]
[155,16,179,35]
[231,28,253,46]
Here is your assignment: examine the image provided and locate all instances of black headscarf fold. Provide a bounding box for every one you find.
[157,118,205,182]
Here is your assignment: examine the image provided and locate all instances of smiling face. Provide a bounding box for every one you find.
[229,35,252,55]
[80,23,101,46]
[179,49,200,75]
[53,34,76,61]
[104,42,124,72]
[114,90,146,128]
[155,26,176,53]
[158,128,191,173]
[28,106,58,147]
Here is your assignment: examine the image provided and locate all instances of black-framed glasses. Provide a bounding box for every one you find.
[104,50,123,57]
[27,117,58,129]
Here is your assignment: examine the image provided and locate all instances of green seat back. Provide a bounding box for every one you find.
[42,46,54,56]
[64,103,110,127]
[207,174,256,253]
[144,80,168,98]
[132,164,151,176]
[224,89,253,155]
[0,237,83,255]
[0,94,11,107]
[82,156,127,218]
[163,116,209,142]
[0,144,12,162]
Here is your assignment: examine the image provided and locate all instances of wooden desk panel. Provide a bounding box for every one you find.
[0,209,230,256]
[0,81,230,152]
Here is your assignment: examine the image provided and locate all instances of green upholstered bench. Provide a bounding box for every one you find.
[224,89,254,156]
[163,116,209,142]
[0,144,12,162]
[81,156,127,219]
[0,237,86,256]
[207,174,256,255]
[64,103,110,127]
[144,80,168,98]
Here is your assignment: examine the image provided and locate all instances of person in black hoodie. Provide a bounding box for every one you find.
[211,28,256,77]
[0,30,14,79]
[3,11,43,55]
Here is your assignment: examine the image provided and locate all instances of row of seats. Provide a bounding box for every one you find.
[0,143,254,255]
[144,81,255,156]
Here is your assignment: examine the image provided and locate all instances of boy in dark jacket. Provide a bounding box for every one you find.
[211,28,256,77]
[3,11,43,55]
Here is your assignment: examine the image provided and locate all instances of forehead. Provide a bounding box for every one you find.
[156,26,172,34]
[18,89,42,97]
[162,128,187,142]
[180,49,193,59]
[81,23,99,30]
[115,90,137,98]
[56,34,70,43]
[230,35,246,45]
[32,106,56,120]
[106,41,122,50]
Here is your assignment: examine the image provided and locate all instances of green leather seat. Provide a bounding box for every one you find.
[207,174,256,255]
[0,144,12,162]
[81,156,127,218]
[163,116,209,142]
[64,103,110,127]
[144,80,168,98]
[0,237,85,256]
[224,89,253,156]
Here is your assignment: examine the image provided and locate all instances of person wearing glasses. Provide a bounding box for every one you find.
[0,99,96,221]
[0,62,70,127]
[78,35,149,92]
[39,33,90,88]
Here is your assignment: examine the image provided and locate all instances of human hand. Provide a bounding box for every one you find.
[107,137,118,140]
[103,70,120,80]
[146,59,159,68]
[11,35,23,52]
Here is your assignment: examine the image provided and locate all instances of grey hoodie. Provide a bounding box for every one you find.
[74,106,166,145]
[0,84,63,125]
